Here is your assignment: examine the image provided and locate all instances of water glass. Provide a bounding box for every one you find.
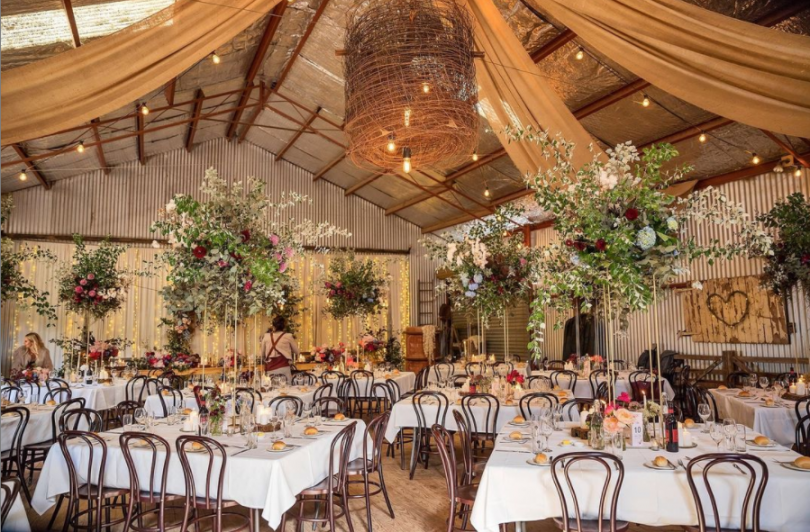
[122,414,133,432]
[612,432,624,460]
[722,418,736,451]
[735,424,747,453]
[759,376,769,390]
[134,408,147,428]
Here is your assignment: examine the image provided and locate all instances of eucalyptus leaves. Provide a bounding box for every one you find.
[323,253,387,320]
[756,192,810,302]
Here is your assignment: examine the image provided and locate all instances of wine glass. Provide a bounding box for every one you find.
[697,403,711,432]
[122,414,133,432]
[134,408,147,428]
[747,374,758,391]
[540,418,554,452]
[710,423,724,451]
[723,418,736,451]
[759,376,769,390]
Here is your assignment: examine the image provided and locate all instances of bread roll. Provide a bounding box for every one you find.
[46,400,57,406]
[793,456,810,470]
[334,413,346,421]
[653,456,669,467]
[304,427,319,436]
[718,385,728,390]
[272,441,287,451]
[753,435,771,446]
[191,442,204,451]
[182,408,192,415]
[763,398,774,406]
[738,390,751,397]
[683,418,696,429]
[533,453,549,465]
[509,431,524,440]
[513,415,526,424]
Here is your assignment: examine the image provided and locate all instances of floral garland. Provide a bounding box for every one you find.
[152,168,350,326]
[508,128,773,357]
[312,343,346,365]
[756,192,810,302]
[323,253,386,320]
[1,196,58,324]
[144,351,199,372]
[57,235,136,320]
[358,328,402,366]
[423,204,539,320]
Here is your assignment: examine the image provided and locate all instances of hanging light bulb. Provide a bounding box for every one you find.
[77,141,85,154]
[575,47,584,61]
[422,82,430,94]
[794,166,803,177]
[751,153,761,165]
[484,186,491,198]
[641,95,650,107]
[472,151,478,162]
[403,108,411,127]
[698,133,707,143]
[211,51,221,64]
[140,104,150,115]
[402,147,412,173]
[386,134,396,153]
[19,169,27,181]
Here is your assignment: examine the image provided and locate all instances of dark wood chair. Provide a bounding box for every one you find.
[433,362,454,384]
[451,410,487,485]
[1,477,22,526]
[518,392,559,419]
[314,396,346,417]
[349,370,376,418]
[56,431,129,532]
[528,375,553,391]
[21,397,85,485]
[795,414,810,457]
[46,377,71,390]
[561,398,592,422]
[125,375,149,404]
[726,371,751,389]
[279,422,357,532]
[176,436,252,532]
[547,360,565,370]
[157,387,185,418]
[268,395,303,417]
[685,453,768,532]
[292,372,317,386]
[320,371,345,386]
[233,387,260,415]
[59,407,104,433]
[464,363,483,376]
[43,387,72,404]
[589,369,617,400]
[120,432,184,532]
[410,391,449,480]
[460,393,500,456]
[0,406,30,501]
[347,412,394,531]
[1,382,22,403]
[313,383,333,402]
[550,452,628,532]
[550,370,578,391]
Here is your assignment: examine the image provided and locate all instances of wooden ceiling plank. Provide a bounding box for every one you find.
[90,119,109,175]
[313,154,346,181]
[186,89,205,152]
[226,2,289,140]
[276,107,321,160]
[529,29,576,62]
[638,117,733,150]
[345,170,387,197]
[136,105,146,165]
[12,144,50,190]
[61,0,81,48]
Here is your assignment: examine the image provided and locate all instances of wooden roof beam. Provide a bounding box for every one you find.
[90,119,109,175]
[164,78,176,107]
[313,154,345,181]
[61,0,81,47]
[345,170,387,197]
[276,107,321,160]
[226,2,288,140]
[638,117,733,151]
[530,29,575,62]
[390,171,486,223]
[238,0,333,143]
[265,104,346,149]
[12,144,50,190]
[135,105,146,165]
[760,130,810,168]
[186,89,205,152]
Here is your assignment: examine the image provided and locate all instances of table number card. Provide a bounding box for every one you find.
[630,411,644,447]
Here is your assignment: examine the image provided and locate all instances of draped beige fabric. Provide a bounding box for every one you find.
[528,0,810,137]
[1,0,280,146]
[464,0,605,178]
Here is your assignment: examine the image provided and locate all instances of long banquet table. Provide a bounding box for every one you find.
[471,422,810,532]
[31,418,368,529]
[709,387,800,447]
[1,405,55,452]
[4,380,136,411]
[527,370,675,400]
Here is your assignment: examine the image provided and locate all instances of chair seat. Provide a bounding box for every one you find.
[190,496,242,510]
[346,457,373,474]
[300,476,341,495]
[683,527,770,532]
[23,440,54,451]
[456,484,478,505]
[552,517,630,532]
[75,484,129,500]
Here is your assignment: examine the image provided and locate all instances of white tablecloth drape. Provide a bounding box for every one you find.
[143,387,318,418]
[1,480,31,532]
[4,381,133,411]
[31,420,367,528]
[528,371,675,400]
[471,423,810,532]
[1,406,55,451]
[709,389,799,446]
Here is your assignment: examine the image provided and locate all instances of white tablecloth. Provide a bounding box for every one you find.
[709,389,799,447]
[1,406,55,451]
[1,480,31,532]
[143,387,318,418]
[5,381,132,411]
[320,371,416,397]
[31,419,367,529]
[428,364,530,384]
[471,423,810,532]
[528,370,675,400]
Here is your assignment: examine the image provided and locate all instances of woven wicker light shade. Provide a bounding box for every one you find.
[344,0,480,172]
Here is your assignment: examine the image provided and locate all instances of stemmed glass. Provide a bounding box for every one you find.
[747,374,758,391]
[697,403,711,432]
[759,376,769,390]
[723,418,737,450]
[122,414,134,432]
[540,418,554,452]
[134,408,147,429]
[710,423,725,451]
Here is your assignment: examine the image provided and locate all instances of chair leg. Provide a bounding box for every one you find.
[409,431,421,480]
[447,501,456,532]
[342,491,355,532]
[47,494,65,531]
[378,467,395,518]
[363,470,372,532]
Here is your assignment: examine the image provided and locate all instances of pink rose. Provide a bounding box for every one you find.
[335,282,342,288]
[329,290,336,296]
[88,290,96,297]
[244,280,253,292]
[87,274,95,280]
[519,258,527,266]
[270,234,280,246]
[284,247,294,258]
[274,253,282,261]
[218,260,229,268]
[79,279,87,286]
[279,262,288,273]
[74,286,84,294]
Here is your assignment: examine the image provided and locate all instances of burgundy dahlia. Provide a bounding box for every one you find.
[595,239,607,252]
[192,245,207,259]
[624,208,639,221]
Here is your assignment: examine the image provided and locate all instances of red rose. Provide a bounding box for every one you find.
[240,229,251,242]
[75,286,83,294]
[624,208,639,221]
[595,239,607,252]
[192,245,207,259]
[244,280,253,292]
[564,239,574,247]
[573,241,587,251]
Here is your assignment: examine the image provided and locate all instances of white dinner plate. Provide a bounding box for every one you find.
[746,439,777,448]
[780,462,810,473]
[302,430,326,438]
[643,461,676,471]
[267,445,296,453]
[525,459,551,467]
[508,421,529,427]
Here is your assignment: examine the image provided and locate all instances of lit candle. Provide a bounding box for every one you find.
[642,391,647,411]
[682,428,693,447]
[797,378,807,396]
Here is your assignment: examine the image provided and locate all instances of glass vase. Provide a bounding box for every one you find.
[210,416,223,436]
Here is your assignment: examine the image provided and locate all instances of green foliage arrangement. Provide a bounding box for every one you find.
[323,253,386,320]
[757,192,810,302]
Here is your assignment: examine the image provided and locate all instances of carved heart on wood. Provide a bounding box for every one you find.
[706,291,750,327]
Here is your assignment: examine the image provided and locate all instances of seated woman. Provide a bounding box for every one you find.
[11,332,54,372]
[261,316,299,380]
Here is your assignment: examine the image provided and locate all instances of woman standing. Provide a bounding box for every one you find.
[261,316,299,380]
[11,332,54,371]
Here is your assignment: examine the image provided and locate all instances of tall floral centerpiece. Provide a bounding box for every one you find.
[323,253,386,320]
[152,168,349,377]
[424,204,539,357]
[56,235,136,372]
[1,196,58,325]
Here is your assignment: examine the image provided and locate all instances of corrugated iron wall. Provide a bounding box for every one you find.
[531,170,810,375]
[3,139,439,372]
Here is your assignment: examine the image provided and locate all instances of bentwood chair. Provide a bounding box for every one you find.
[18,381,42,404]
[464,363,482,376]
[370,382,394,415]
[349,370,376,418]
[56,431,130,532]
[795,414,810,457]
[268,395,303,417]
[452,410,487,485]
[279,423,357,532]
[43,387,72,404]
[176,436,252,532]
[460,393,499,456]
[157,387,185,418]
[110,400,142,430]
[726,371,751,389]
[410,391,449,480]
[46,377,71,391]
[313,383,333,403]
[561,399,592,422]
[795,399,809,422]
[0,407,30,500]
[518,392,559,419]
[313,396,346,417]
[1,382,22,403]
[320,371,345,386]
[120,432,184,532]
[547,360,565,370]
[59,407,105,433]
[126,375,149,404]
[346,412,394,531]
[292,372,317,386]
[550,452,628,532]
[528,375,553,391]
[550,370,578,391]
[433,362,454,384]
[22,397,85,485]
[589,370,616,400]
[233,388,260,415]
[1,477,22,526]
[685,454,769,532]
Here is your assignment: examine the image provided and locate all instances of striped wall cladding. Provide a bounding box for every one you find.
[5,138,440,327]
[530,169,810,374]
